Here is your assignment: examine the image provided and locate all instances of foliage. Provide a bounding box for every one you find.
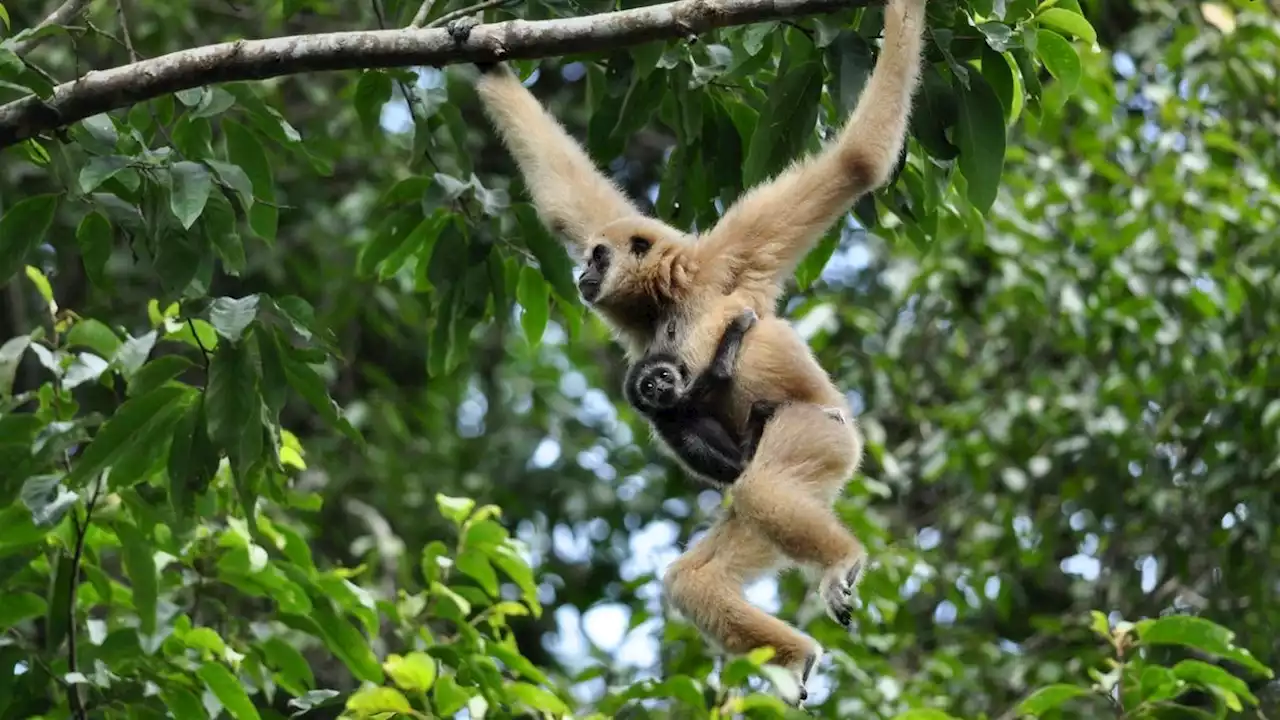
[0,0,1278,718]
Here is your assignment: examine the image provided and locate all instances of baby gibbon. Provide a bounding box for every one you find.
[471,0,926,702]
[625,308,781,488]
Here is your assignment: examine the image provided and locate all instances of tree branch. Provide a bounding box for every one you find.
[10,0,94,57]
[0,0,861,150]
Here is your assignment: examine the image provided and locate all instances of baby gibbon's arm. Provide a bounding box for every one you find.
[474,65,640,255]
[699,0,927,296]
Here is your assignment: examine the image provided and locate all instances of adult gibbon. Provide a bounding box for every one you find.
[625,308,782,488]
[471,0,926,701]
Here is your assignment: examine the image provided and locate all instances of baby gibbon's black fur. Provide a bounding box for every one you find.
[624,309,778,487]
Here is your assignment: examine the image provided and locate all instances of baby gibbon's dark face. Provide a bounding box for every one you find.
[635,361,682,410]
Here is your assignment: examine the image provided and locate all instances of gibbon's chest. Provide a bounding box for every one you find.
[659,300,843,414]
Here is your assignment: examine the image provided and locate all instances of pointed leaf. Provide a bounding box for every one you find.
[1014,684,1092,716]
[954,72,1007,213]
[66,384,194,488]
[0,194,59,286]
[197,663,262,720]
[115,521,158,635]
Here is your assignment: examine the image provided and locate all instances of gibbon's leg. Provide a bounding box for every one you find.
[730,402,868,628]
[472,64,640,253]
[695,0,928,297]
[663,510,822,705]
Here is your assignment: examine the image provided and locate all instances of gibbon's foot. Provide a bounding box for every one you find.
[446,16,480,44]
[821,406,847,425]
[780,643,823,707]
[819,555,867,629]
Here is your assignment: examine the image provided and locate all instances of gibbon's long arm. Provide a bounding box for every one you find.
[700,0,927,297]
[474,65,640,254]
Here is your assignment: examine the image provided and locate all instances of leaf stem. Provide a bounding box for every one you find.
[11,0,93,57]
[65,475,102,720]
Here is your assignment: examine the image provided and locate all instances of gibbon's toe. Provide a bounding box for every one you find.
[819,556,866,629]
[446,16,479,43]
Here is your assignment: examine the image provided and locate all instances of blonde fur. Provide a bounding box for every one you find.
[473,0,926,698]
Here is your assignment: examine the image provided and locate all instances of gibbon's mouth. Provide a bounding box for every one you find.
[578,277,601,302]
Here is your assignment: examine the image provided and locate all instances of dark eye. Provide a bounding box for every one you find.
[659,369,672,381]
[591,244,609,264]
[642,379,654,393]
[629,236,652,256]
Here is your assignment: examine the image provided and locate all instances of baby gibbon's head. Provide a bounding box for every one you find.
[625,354,688,413]
[577,217,697,320]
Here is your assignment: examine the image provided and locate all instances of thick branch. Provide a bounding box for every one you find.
[10,0,93,56]
[0,0,857,150]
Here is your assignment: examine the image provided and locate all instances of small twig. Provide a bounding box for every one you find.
[11,0,94,56]
[113,0,139,63]
[409,0,435,28]
[187,319,211,370]
[65,474,102,720]
[424,0,514,29]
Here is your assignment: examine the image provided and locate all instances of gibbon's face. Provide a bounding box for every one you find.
[634,360,684,410]
[576,218,692,313]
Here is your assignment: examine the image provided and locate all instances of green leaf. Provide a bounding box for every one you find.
[1014,684,1092,716]
[432,675,471,716]
[378,210,446,281]
[66,384,194,488]
[197,663,262,720]
[825,31,874,118]
[0,334,29,398]
[115,521,158,635]
[354,70,393,134]
[0,4,9,29]
[455,547,500,596]
[206,160,255,211]
[1034,29,1082,96]
[954,71,1007,213]
[742,35,823,188]
[223,119,277,243]
[514,205,579,305]
[66,319,122,359]
[209,295,261,342]
[78,155,131,193]
[1172,659,1258,705]
[508,682,568,715]
[309,602,384,683]
[982,46,1016,124]
[0,591,46,631]
[205,340,262,479]
[0,194,59,286]
[75,211,113,290]
[890,710,959,719]
[795,227,839,290]
[1037,7,1097,44]
[517,265,549,346]
[383,651,437,692]
[347,686,413,715]
[280,352,362,445]
[159,686,208,719]
[1136,615,1273,678]
[287,689,339,714]
[167,400,219,516]
[436,494,475,525]
[127,354,195,397]
[356,206,420,278]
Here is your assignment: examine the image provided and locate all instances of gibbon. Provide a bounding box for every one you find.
[624,307,781,488]
[471,0,926,702]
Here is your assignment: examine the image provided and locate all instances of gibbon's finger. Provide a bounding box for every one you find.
[697,0,928,303]
[472,61,640,257]
[474,61,499,73]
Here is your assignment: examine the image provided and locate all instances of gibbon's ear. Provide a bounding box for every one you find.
[472,63,641,258]
[697,0,928,303]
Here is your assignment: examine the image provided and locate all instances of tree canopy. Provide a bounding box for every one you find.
[0,0,1276,718]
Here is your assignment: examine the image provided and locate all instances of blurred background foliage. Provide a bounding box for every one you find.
[0,0,1278,716]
